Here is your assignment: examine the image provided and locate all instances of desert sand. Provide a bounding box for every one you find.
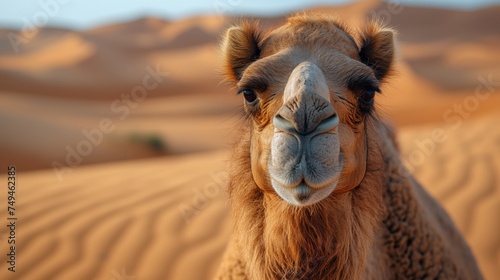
[0,1,498,279]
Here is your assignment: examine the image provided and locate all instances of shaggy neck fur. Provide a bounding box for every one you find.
[228,116,390,280]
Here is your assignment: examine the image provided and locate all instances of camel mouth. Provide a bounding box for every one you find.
[272,180,338,206]
[295,184,312,201]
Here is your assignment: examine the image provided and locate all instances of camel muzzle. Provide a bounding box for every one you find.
[268,61,342,206]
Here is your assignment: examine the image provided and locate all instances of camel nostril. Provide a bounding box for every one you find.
[274,112,338,135]
[315,113,339,133]
[273,114,296,133]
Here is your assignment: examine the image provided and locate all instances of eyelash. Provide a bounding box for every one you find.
[357,87,380,113]
[237,88,259,105]
[336,87,380,113]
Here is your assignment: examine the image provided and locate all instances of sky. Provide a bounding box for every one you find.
[0,0,498,30]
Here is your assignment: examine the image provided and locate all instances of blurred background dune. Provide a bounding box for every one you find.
[0,0,499,279]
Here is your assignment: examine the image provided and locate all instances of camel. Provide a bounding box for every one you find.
[215,14,483,280]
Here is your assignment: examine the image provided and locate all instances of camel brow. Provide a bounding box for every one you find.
[238,74,270,93]
[347,73,379,92]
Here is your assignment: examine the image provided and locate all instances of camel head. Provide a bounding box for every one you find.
[222,14,395,206]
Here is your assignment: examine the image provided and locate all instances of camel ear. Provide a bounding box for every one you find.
[358,22,395,81]
[222,22,262,82]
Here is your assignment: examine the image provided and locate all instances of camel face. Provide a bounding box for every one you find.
[222,15,395,206]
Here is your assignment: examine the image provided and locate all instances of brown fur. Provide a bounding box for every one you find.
[215,14,483,280]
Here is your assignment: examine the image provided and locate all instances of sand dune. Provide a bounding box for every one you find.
[0,151,231,280]
[398,114,500,279]
[0,33,94,71]
[0,91,239,171]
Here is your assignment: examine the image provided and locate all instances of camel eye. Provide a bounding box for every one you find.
[240,89,258,104]
[360,88,379,105]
